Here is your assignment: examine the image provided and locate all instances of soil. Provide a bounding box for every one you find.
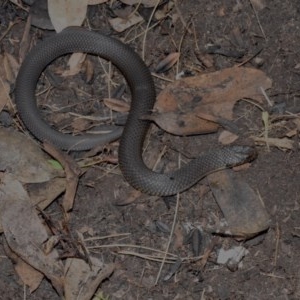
[1,0,300,299]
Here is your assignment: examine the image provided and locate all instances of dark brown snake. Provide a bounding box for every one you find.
[15,27,257,196]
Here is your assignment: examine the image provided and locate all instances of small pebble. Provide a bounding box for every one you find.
[253,56,264,67]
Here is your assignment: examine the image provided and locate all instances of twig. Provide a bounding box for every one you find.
[174,0,193,35]
[84,233,131,242]
[176,17,192,75]
[273,222,280,267]
[260,86,273,107]
[240,98,264,111]
[152,145,167,171]
[155,153,182,284]
[155,191,180,284]
[142,0,161,60]
[249,0,266,39]
[87,243,178,258]
[88,242,204,263]
[236,47,263,67]
[151,72,174,82]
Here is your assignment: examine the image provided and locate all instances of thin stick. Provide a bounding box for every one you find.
[84,232,131,242]
[273,222,280,267]
[142,0,160,60]
[236,47,263,67]
[152,145,167,171]
[249,0,266,39]
[260,86,273,107]
[155,154,182,284]
[125,20,161,44]
[176,18,192,75]
[174,0,192,34]
[87,243,178,258]
[155,191,180,284]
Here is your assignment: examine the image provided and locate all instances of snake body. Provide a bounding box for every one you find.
[15,27,256,196]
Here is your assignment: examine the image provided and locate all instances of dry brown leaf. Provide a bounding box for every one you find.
[218,130,239,145]
[195,51,214,69]
[19,14,31,62]
[173,224,184,250]
[43,142,81,212]
[0,128,64,183]
[208,170,270,238]
[3,240,44,293]
[155,52,180,73]
[154,67,272,136]
[15,257,44,293]
[115,189,142,205]
[61,52,87,77]
[3,53,20,82]
[71,118,90,132]
[109,13,143,32]
[141,111,219,135]
[252,136,294,150]
[48,0,89,32]
[83,58,94,83]
[0,173,64,296]
[250,0,267,11]
[286,128,297,138]
[0,79,9,113]
[0,53,20,112]
[154,1,174,20]
[64,257,115,300]
[103,98,130,112]
[27,178,66,206]
[0,129,67,234]
[26,177,66,208]
[292,118,300,131]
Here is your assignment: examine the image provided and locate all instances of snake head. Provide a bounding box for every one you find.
[225,145,258,167]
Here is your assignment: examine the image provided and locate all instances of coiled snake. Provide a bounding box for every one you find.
[15,27,256,196]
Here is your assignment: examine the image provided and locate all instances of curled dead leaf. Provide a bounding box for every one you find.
[3,53,20,82]
[64,258,115,300]
[208,170,270,238]
[61,53,87,77]
[48,0,89,32]
[155,52,180,73]
[0,128,64,183]
[219,130,239,145]
[154,67,272,135]
[0,173,64,295]
[103,98,130,112]
[82,58,94,83]
[141,111,219,135]
[109,13,143,32]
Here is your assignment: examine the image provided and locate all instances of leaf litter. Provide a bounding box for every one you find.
[0,129,115,297]
[4,0,299,298]
[150,66,272,136]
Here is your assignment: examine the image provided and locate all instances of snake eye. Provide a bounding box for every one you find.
[169,176,175,181]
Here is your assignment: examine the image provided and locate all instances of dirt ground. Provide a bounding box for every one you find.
[1,0,300,299]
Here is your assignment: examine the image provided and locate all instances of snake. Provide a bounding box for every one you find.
[15,27,257,196]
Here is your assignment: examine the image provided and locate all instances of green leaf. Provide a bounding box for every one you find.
[48,159,63,170]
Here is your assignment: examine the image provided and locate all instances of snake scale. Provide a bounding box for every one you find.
[15,27,257,196]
